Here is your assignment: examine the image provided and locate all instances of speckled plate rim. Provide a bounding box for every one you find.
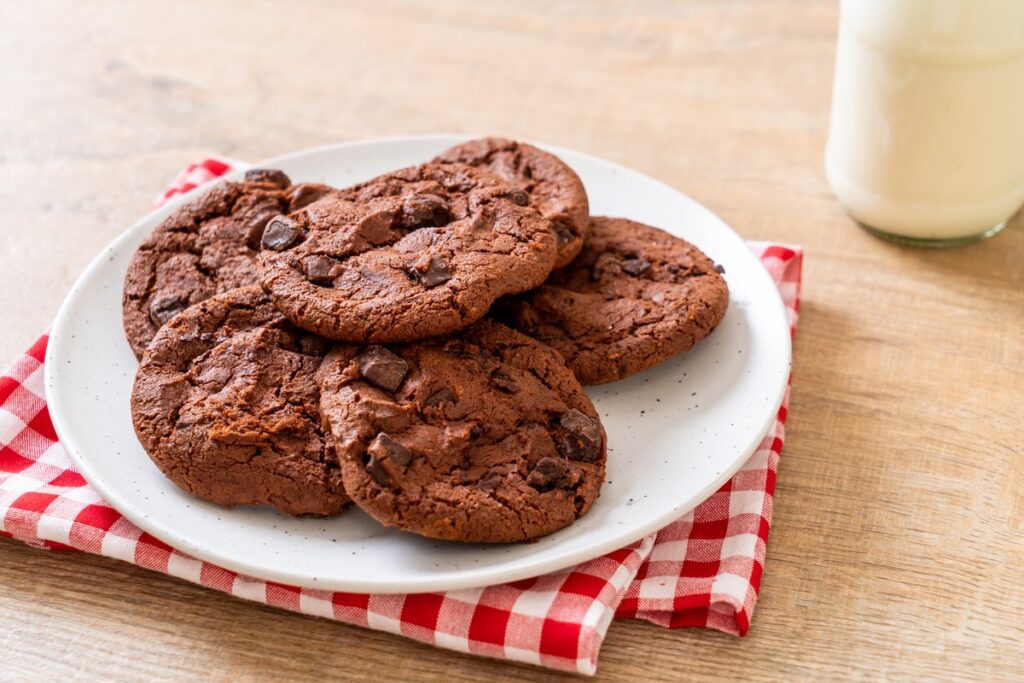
[45,135,791,593]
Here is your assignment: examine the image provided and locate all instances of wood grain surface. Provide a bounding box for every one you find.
[1,1,1022,680]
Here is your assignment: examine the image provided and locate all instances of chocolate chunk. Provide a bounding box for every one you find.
[621,258,651,276]
[557,408,603,462]
[288,183,332,210]
[505,189,529,206]
[364,453,391,485]
[244,168,291,189]
[714,263,726,274]
[491,372,519,393]
[354,346,410,392]
[261,216,301,250]
[368,433,412,467]
[244,209,281,250]
[402,193,450,227]
[416,256,453,288]
[527,457,568,489]
[304,254,336,285]
[355,211,397,245]
[478,470,502,492]
[148,295,187,326]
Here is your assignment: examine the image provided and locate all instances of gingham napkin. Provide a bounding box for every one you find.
[0,160,801,675]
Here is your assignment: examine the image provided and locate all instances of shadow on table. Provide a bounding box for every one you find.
[862,211,1023,288]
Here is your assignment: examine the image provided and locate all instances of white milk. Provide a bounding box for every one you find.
[826,0,1024,242]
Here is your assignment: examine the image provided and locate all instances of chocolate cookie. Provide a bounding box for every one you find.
[316,321,606,543]
[434,138,590,268]
[496,217,729,385]
[122,169,332,358]
[131,285,348,517]
[258,163,558,343]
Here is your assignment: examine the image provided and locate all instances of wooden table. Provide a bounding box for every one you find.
[1,1,1022,679]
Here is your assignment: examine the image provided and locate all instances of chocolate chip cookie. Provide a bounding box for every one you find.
[131,285,348,517]
[496,217,729,385]
[258,163,558,343]
[434,138,590,268]
[316,321,606,543]
[122,169,332,358]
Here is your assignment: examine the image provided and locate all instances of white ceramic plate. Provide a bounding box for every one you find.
[45,136,790,593]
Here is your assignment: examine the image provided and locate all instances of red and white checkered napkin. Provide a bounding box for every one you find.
[0,160,801,675]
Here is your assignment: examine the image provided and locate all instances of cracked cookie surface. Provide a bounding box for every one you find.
[258,162,558,343]
[316,321,606,543]
[130,285,349,517]
[122,169,332,358]
[434,138,590,269]
[496,216,730,385]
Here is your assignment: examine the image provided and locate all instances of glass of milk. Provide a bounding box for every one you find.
[826,0,1024,246]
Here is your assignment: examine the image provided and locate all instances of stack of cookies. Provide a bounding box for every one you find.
[126,138,729,543]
